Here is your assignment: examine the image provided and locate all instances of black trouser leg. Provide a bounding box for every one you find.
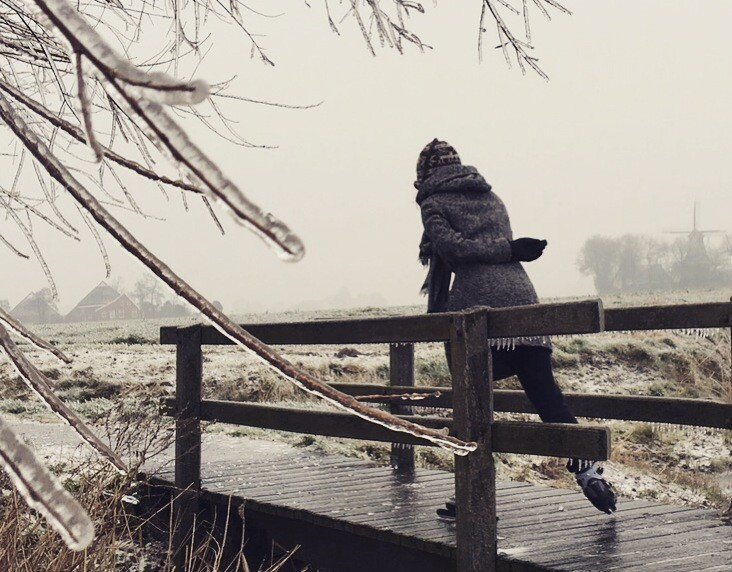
[507,346,577,424]
[448,343,576,423]
[492,347,586,472]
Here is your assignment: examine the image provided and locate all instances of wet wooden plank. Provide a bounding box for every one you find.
[333,386,732,429]
[684,564,732,572]
[498,499,658,530]
[492,420,610,459]
[605,301,732,331]
[330,383,452,409]
[511,510,715,553]
[159,300,606,346]
[486,299,604,337]
[222,463,454,493]
[161,314,454,345]
[539,526,731,571]
[203,461,384,489]
[450,309,496,572]
[238,495,454,558]
[237,471,426,504]
[611,536,732,571]
[389,343,416,472]
[494,391,732,430]
[501,505,700,543]
[504,507,719,549]
[203,463,368,485]
[165,399,611,459]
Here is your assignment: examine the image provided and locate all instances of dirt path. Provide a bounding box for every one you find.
[7,418,300,472]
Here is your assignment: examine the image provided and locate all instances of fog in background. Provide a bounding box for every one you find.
[3,1,731,314]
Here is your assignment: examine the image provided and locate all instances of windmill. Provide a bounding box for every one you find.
[666,201,726,288]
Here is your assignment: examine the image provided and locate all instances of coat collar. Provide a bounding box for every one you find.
[415,164,491,204]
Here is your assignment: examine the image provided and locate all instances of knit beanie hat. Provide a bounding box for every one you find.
[415,139,461,186]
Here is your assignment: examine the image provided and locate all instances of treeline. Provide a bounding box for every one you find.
[577,234,732,294]
[130,275,192,318]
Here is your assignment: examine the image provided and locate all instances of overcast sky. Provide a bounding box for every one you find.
[4,1,731,314]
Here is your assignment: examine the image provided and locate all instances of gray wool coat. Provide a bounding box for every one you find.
[417,164,550,349]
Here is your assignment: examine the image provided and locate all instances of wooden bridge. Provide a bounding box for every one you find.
[148,300,732,571]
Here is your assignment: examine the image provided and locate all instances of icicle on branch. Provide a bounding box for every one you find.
[0,91,476,456]
[0,320,128,473]
[0,414,94,551]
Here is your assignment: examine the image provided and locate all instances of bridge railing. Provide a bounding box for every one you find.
[159,299,732,572]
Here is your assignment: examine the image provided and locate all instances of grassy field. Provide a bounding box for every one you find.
[0,289,730,567]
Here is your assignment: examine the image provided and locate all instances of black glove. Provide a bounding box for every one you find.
[509,238,547,262]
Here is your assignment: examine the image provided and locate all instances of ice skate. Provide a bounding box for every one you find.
[574,462,617,514]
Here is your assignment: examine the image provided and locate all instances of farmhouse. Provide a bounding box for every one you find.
[9,291,63,324]
[93,293,142,321]
[65,281,142,322]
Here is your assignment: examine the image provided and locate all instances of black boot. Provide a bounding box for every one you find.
[436,497,456,522]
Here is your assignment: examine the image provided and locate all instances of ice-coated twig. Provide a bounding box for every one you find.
[0,92,476,456]
[32,0,210,105]
[27,0,305,261]
[104,82,305,261]
[0,231,30,258]
[0,305,71,363]
[0,186,79,239]
[356,390,442,402]
[73,50,103,161]
[77,204,111,277]
[482,0,571,79]
[32,161,79,235]
[201,195,225,235]
[0,321,128,473]
[0,78,210,195]
[0,414,94,550]
[0,191,58,297]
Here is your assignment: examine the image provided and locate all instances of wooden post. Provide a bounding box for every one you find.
[450,308,495,572]
[389,343,415,473]
[173,324,203,570]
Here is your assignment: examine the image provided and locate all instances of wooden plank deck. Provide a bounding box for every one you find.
[146,444,731,572]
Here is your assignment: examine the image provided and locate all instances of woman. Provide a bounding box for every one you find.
[414,139,616,519]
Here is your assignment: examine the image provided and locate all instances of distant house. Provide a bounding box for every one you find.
[10,290,63,324]
[66,281,142,322]
[94,294,142,321]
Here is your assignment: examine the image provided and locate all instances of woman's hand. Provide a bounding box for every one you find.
[509,238,547,262]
